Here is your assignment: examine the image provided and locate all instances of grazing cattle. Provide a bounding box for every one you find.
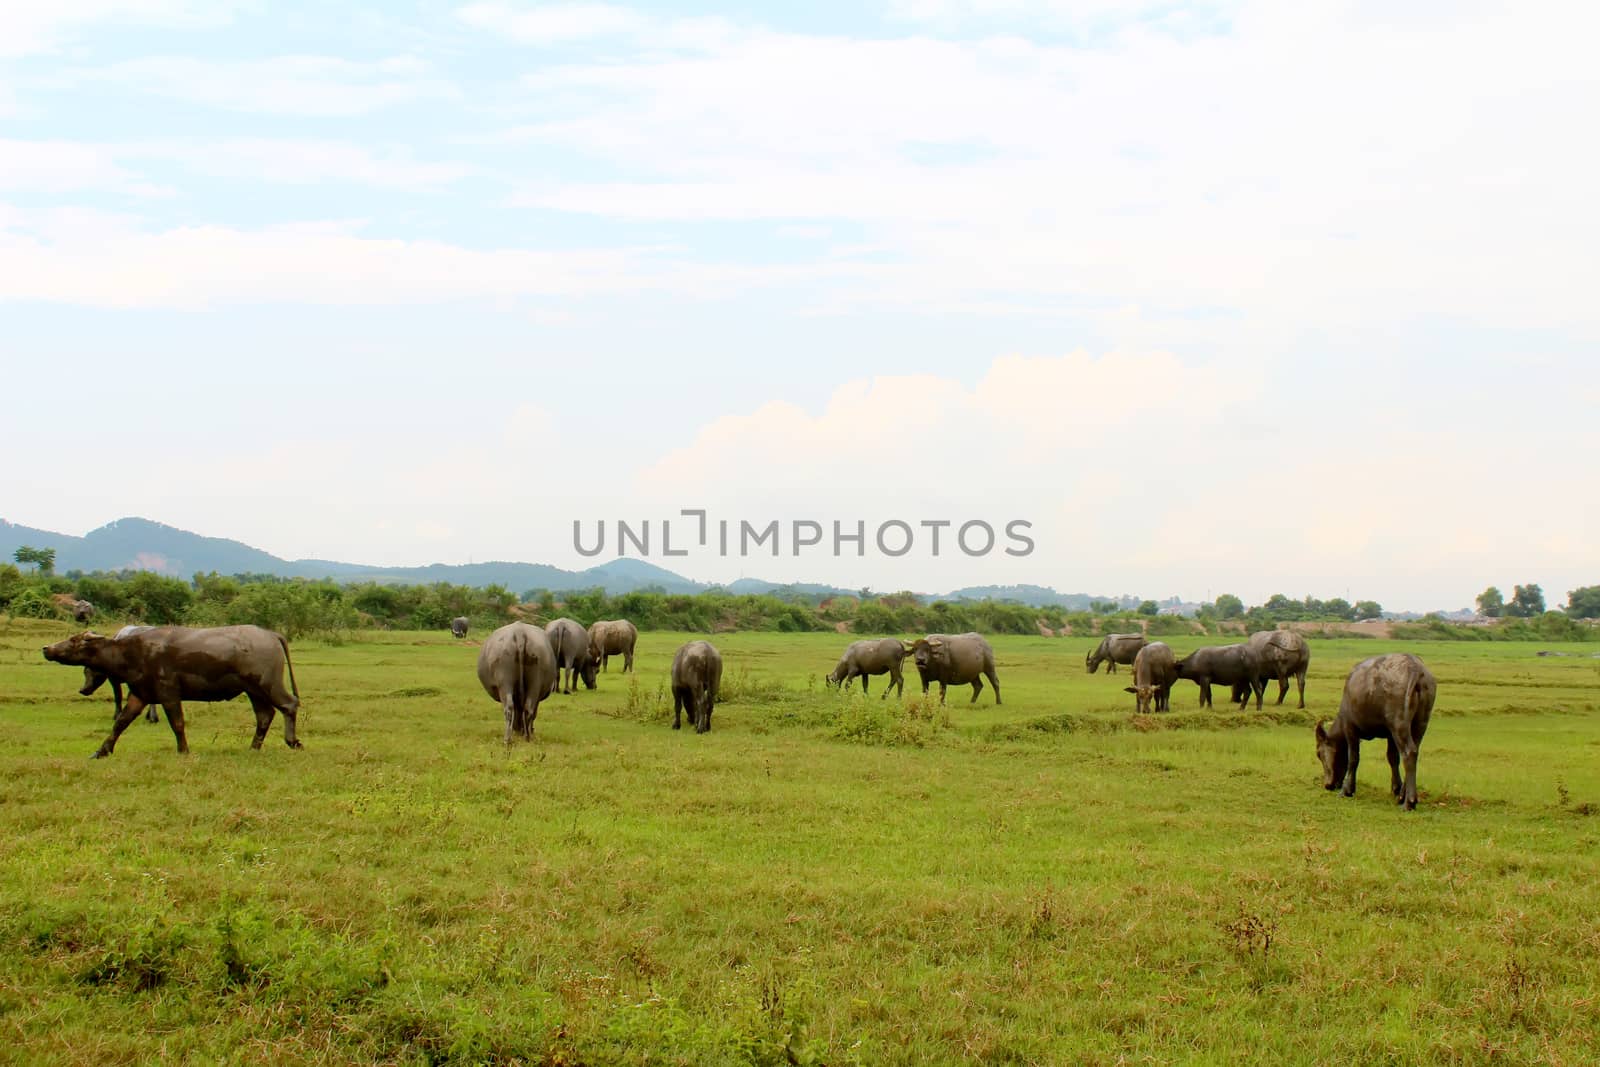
[910,632,1001,705]
[72,600,95,623]
[450,616,470,639]
[1174,644,1265,709]
[1123,641,1178,714]
[79,625,156,723]
[1086,632,1147,675]
[826,638,912,698]
[42,626,301,757]
[588,619,638,673]
[1232,630,1312,708]
[1316,653,1436,810]
[476,622,558,744]
[671,640,723,733]
[544,617,599,694]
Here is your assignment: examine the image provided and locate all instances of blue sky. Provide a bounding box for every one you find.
[2,1,1596,610]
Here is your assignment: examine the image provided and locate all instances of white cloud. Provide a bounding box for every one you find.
[497,2,1600,332]
[0,138,475,194]
[456,2,648,43]
[0,209,863,307]
[75,55,459,117]
[0,0,242,58]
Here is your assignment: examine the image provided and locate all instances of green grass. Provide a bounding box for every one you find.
[1,619,1598,1064]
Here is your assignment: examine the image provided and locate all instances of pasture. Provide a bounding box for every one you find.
[1,620,1598,1065]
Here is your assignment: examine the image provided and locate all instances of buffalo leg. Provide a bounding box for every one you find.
[1296,669,1307,709]
[249,694,276,749]
[1275,675,1290,706]
[161,699,188,753]
[969,676,983,703]
[93,697,149,758]
[1198,682,1212,709]
[502,696,518,744]
[1394,723,1420,810]
[938,682,948,705]
[986,668,1001,705]
[672,688,684,730]
[623,650,634,674]
[861,674,870,696]
[1342,738,1361,797]
[1251,679,1265,710]
[1386,737,1403,797]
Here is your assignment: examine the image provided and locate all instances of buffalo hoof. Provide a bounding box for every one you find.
[91,749,111,760]
[286,740,303,749]
[1341,787,1355,799]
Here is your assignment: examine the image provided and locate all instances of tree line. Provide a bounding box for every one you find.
[3,548,1597,642]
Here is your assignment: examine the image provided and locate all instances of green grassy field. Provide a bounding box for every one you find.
[2,619,1598,1065]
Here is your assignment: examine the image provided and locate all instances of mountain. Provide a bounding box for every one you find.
[937,584,1138,610]
[1,516,1146,608]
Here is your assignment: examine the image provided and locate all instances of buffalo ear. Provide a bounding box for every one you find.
[1124,686,1137,695]
[1314,719,1328,741]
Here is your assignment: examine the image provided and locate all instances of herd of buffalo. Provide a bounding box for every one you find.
[37,617,1437,809]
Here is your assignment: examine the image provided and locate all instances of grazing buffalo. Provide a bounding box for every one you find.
[1232,630,1311,709]
[1175,644,1265,710]
[42,625,302,757]
[544,617,599,694]
[1123,641,1178,714]
[588,619,638,673]
[450,616,470,639]
[911,632,1001,705]
[476,622,558,744]
[1316,653,1436,810]
[79,625,156,723]
[826,638,912,698]
[671,640,723,734]
[72,600,95,623]
[1086,633,1147,675]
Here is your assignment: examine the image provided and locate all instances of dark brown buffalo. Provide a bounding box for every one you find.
[72,599,95,623]
[544,617,599,694]
[588,619,638,673]
[826,638,911,698]
[43,625,302,757]
[78,625,156,723]
[671,640,723,733]
[911,632,1001,705]
[476,622,558,743]
[1123,641,1177,714]
[1316,653,1436,810]
[1232,630,1312,708]
[1174,644,1265,709]
[1086,632,1146,674]
[450,616,470,639]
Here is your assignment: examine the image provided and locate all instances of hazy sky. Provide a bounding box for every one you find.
[2,1,1596,610]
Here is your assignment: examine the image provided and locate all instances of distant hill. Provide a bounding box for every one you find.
[1,516,1154,608]
[938,584,1138,610]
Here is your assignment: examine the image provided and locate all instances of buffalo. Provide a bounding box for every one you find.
[79,625,156,723]
[1175,644,1265,710]
[476,622,557,743]
[72,600,95,623]
[1232,630,1311,708]
[589,619,638,673]
[671,640,722,733]
[43,625,302,757]
[1086,632,1147,675]
[1316,653,1436,810]
[826,638,912,698]
[450,616,470,639]
[1123,641,1178,714]
[545,617,599,694]
[910,633,1001,705]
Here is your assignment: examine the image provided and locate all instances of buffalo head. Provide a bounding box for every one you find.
[1314,720,1348,791]
[43,631,109,668]
[1124,683,1159,715]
